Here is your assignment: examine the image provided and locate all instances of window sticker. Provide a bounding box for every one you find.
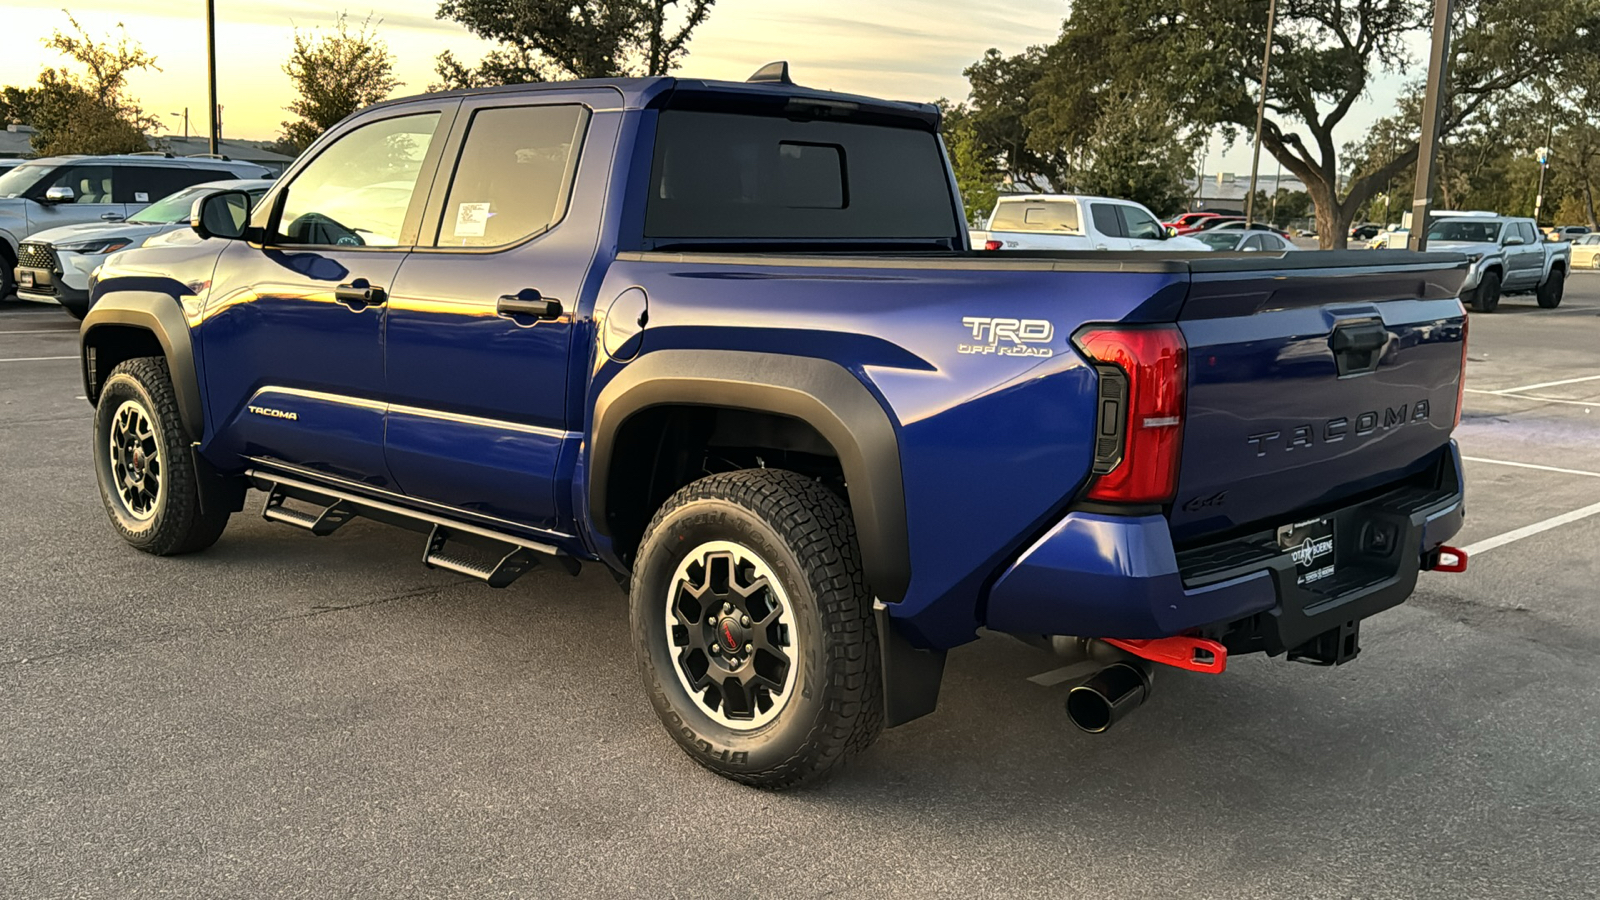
[134,192,149,202]
[454,202,490,238]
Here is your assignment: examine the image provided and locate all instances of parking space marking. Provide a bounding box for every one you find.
[1027,662,1097,687]
[0,356,76,363]
[1460,500,1600,556]
[0,329,78,335]
[1487,373,1600,394]
[1462,456,1600,479]
[1465,389,1596,408]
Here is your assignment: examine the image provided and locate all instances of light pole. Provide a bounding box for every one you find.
[1533,145,1551,225]
[205,0,219,154]
[1244,0,1278,226]
[1407,0,1454,252]
[169,109,189,141]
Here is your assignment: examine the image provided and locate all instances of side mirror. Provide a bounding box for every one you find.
[191,190,252,241]
[43,185,75,204]
[1503,235,1526,247]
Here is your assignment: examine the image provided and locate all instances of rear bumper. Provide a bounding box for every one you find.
[985,442,1465,654]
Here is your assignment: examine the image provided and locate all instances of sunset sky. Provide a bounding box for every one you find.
[2,0,1404,173]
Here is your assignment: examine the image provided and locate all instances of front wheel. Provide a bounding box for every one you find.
[1536,269,1565,308]
[94,357,232,555]
[1470,270,1501,313]
[631,469,883,789]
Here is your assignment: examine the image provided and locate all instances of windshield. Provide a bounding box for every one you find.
[1428,220,1502,242]
[128,186,209,224]
[0,164,51,198]
[1197,232,1241,250]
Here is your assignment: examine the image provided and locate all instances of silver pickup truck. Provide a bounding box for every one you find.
[1411,215,1571,312]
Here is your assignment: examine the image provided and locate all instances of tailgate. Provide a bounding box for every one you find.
[1169,251,1467,545]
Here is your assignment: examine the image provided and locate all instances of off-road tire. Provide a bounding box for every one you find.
[94,357,231,555]
[1536,268,1565,308]
[1470,270,1501,313]
[631,468,883,789]
[0,244,16,302]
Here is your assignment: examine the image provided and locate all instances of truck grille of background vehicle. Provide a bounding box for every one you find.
[17,243,57,271]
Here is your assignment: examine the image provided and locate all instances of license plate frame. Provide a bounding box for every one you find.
[1278,517,1336,587]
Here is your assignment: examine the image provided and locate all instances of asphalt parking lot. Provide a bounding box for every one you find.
[3,276,1599,899]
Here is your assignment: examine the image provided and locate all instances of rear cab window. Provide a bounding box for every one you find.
[990,201,1079,233]
[643,105,962,250]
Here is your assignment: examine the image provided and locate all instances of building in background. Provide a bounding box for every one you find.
[0,125,295,175]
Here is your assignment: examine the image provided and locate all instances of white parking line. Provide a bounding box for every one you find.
[0,355,76,362]
[0,329,77,335]
[1462,456,1600,479]
[1465,389,1595,408]
[1490,373,1600,394]
[1460,500,1600,556]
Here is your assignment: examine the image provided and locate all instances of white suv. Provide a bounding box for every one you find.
[0,154,270,299]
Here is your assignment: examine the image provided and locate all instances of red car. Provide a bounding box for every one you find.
[1165,212,1224,235]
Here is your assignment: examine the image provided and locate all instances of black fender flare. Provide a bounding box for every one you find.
[590,350,910,604]
[80,291,205,439]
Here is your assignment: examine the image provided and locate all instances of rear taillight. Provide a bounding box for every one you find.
[1074,326,1187,504]
[1454,316,1468,429]
[983,240,1002,251]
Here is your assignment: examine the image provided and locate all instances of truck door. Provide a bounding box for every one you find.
[1117,203,1172,251]
[381,95,610,533]
[1087,202,1131,250]
[1504,221,1544,289]
[199,106,455,487]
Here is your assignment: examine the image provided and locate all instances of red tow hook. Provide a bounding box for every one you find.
[1429,545,1469,573]
[1103,635,1228,674]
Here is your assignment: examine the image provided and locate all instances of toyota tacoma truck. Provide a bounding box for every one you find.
[78,66,1471,789]
[1381,213,1569,312]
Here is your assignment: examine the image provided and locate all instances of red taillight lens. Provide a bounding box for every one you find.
[1454,316,1468,429]
[1075,326,1187,504]
[984,240,1003,251]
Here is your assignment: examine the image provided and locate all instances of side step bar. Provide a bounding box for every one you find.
[247,469,579,587]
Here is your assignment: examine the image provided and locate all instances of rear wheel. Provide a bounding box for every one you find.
[1537,269,1565,308]
[631,469,882,789]
[1470,270,1501,313]
[94,357,232,555]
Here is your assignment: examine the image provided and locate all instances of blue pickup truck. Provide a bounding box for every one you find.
[78,67,1470,788]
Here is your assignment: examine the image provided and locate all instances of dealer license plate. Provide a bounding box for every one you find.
[17,270,34,288]
[1278,517,1336,587]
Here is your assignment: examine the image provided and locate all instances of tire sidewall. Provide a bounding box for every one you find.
[1474,272,1501,312]
[1538,271,1564,308]
[95,371,173,544]
[632,498,831,775]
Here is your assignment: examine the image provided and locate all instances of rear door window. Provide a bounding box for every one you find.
[644,110,960,245]
[433,104,588,248]
[1089,203,1123,237]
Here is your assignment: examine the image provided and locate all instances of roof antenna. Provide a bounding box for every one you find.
[746,61,793,85]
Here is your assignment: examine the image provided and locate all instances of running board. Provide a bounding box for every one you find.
[248,470,579,587]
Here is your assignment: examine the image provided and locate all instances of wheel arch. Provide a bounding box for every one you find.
[590,350,910,604]
[81,292,204,439]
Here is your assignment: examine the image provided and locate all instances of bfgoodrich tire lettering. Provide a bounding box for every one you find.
[94,357,231,555]
[631,469,883,789]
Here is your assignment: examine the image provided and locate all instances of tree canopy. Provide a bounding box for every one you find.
[954,0,1600,245]
[279,14,400,154]
[432,0,714,89]
[7,15,160,156]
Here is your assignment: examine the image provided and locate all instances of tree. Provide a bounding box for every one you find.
[968,0,1600,247]
[942,111,1001,225]
[0,86,42,127]
[279,14,400,154]
[22,14,160,156]
[431,0,714,89]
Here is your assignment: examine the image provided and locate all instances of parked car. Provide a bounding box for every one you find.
[15,179,273,318]
[1193,229,1299,252]
[1543,225,1591,242]
[1205,220,1293,239]
[1569,233,1600,270]
[0,154,270,300]
[1350,223,1383,241]
[80,68,1468,788]
[1165,211,1223,235]
[1425,215,1570,311]
[984,194,1211,251]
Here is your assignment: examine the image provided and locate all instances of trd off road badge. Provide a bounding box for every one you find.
[958,317,1054,358]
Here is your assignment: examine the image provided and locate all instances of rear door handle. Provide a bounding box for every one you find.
[497,289,562,322]
[335,279,386,310]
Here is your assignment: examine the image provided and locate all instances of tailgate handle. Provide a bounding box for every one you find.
[1330,321,1388,376]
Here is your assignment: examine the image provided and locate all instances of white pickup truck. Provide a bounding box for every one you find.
[1389,214,1570,312]
[978,194,1210,252]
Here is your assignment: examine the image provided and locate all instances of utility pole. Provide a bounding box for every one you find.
[1533,110,1554,225]
[1244,0,1278,226]
[1269,154,1283,225]
[1407,0,1454,252]
[206,0,220,155]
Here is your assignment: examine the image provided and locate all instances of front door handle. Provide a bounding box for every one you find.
[497,289,562,322]
[100,212,124,222]
[335,278,386,310]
